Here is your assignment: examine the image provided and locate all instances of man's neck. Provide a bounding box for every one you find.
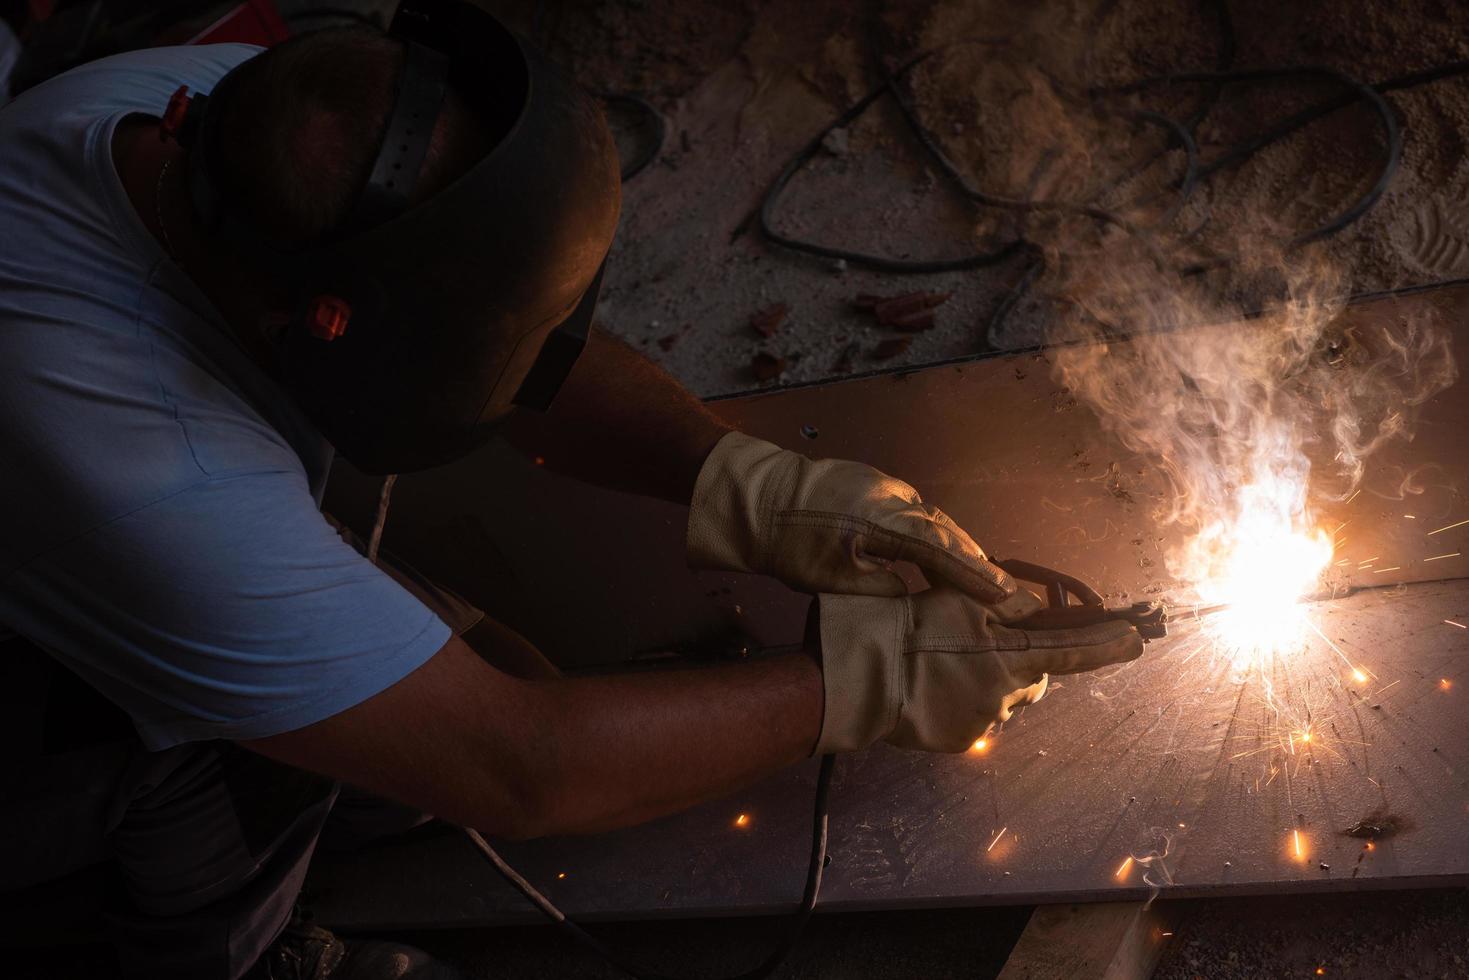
[111,115,282,372]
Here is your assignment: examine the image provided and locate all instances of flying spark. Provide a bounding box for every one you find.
[1445,620,1467,629]
[987,827,1008,852]
[734,813,750,828]
[1428,519,1469,536]
[1115,856,1134,880]
[1424,552,1461,562]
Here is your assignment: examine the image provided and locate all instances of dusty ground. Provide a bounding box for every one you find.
[468,0,1469,395]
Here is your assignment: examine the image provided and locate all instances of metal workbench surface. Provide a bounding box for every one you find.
[307,286,1469,929]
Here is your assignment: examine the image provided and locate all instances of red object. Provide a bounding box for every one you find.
[159,85,191,141]
[306,296,351,341]
[188,0,290,47]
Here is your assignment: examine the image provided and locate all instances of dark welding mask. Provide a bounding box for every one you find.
[162,0,621,474]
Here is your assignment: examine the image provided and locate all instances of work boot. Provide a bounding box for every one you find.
[249,921,465,979]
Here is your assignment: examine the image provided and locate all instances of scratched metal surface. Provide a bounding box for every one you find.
[307,286,1469,928]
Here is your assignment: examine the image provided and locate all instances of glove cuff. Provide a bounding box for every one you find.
[814,593,909,754]
[686,431,793,573]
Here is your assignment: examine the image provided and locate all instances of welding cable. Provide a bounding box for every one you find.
[1176,59,1469,190]
[757,50,1027,274]
[599,91,668,182]
[985,247,1046,351]
[463,754,838,980]
[1102,66,1402,250]
[877,54,1163,243]
[1083,0,1235,205]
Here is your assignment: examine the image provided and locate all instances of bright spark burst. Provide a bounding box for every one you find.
[1183,477,1333,669]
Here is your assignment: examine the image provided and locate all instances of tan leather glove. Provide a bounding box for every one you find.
[815,587,1144,753]
[688,432,1030,612]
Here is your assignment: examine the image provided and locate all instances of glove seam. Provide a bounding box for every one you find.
[757,452,801,571]
[887,596,912,738]
[774,509,1011,594]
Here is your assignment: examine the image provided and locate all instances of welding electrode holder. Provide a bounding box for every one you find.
[995,558,1167,641]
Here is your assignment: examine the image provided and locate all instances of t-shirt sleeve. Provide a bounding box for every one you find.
[1,470,451,750]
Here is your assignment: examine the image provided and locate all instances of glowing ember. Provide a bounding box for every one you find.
[733,813,750,828]
[969,738,989,753]
[1183,476,1333,666]
[1114,856,1134,880]
[1352,669,1368,683]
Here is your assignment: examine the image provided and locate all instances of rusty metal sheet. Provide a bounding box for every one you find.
[308,286,1469,928]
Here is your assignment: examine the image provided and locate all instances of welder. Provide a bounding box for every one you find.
[0,3,1144,978]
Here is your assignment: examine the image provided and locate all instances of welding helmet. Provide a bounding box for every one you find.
[163,0,621,473]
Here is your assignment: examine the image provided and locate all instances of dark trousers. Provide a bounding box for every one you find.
[1,526,484,979]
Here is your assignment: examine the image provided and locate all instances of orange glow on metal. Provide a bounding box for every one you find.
[1352,669,1368,683]
[1441,678,1453,691]
[1114,856,1134,880]
[1292,829,1307,861]
[970,738,989,753]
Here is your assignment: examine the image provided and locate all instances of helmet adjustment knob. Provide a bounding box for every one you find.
[305,295,351,341]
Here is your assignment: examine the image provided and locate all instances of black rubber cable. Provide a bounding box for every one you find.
[600,91,668,182]
[464,754,838,980]
[757,50,1027,274]
[1101,65,1402,249]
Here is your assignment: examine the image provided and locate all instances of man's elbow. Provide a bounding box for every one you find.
[460,748,566,842]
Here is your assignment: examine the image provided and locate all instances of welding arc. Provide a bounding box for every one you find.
[464,754,837,980]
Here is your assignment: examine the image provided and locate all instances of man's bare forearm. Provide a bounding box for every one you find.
[514,651,822,835]
[243,636,823,840]
[502,328,731,504]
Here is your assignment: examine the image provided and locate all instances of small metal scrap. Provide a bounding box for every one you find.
[872,337,913,360]
[854,291,951,331]
[751,352,787,381]
[750,303,789,338]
